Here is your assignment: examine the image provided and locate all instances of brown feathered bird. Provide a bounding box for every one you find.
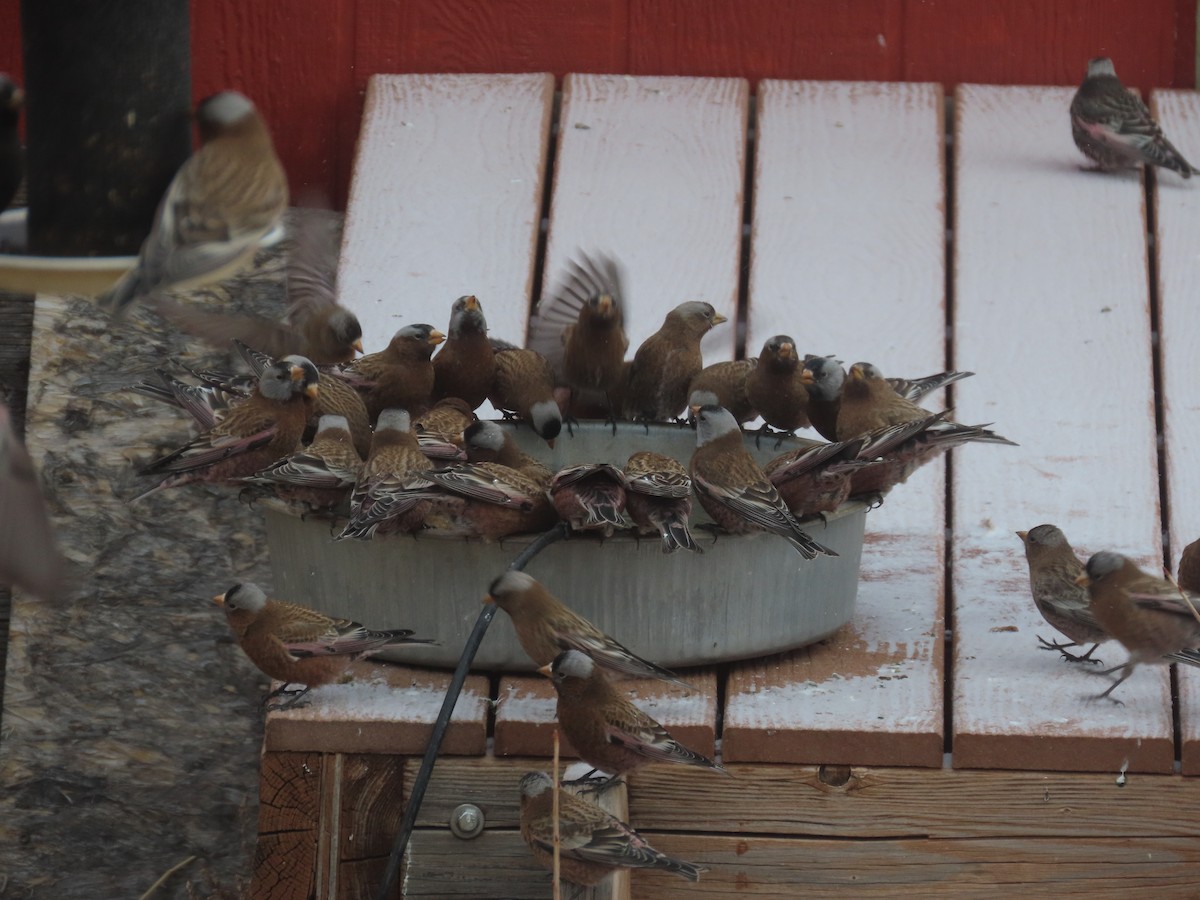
[432,295,496,411]
[623,301,726,422]
[154,209,363,366]
[489,345,562,444]
[242,414,363,515]
[485,570,692,686]
[1071,57,1198,178]
[528,252,629,417]
[336,409,436,540]
[215,582,432,708]
[689,404,834,559]
[1177,537,1200,594]
[100,91,288,314]
[519,771,705,887]
[0,400,70,599]
[334,323,444,424]
[688,359,757,424]
[1016,524,1106,663]
[135,355,320,500]
[1076,551,1200,701]
[745,335,810,434]
[413,397,475,463]
[424,459,555,540]
[541,650,726,783]
[622,450,702,554]
[763,437,870,519]
[550,463,629,537]
[800,356,973,443]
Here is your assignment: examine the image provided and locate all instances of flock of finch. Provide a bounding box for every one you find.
[2,56,1200,887]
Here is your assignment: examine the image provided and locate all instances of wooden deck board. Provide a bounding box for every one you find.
[1150,88,1200,777]
[724,80,947,767]
[263,662,490,756]
[951,84,1170,773]
[337,73,554,352]
[541,74,748,359]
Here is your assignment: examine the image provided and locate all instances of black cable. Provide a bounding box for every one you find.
[374,522,569,900]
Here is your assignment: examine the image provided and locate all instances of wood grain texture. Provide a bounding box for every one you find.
[191,0,358,202]
[337,856,399,900]
[339,73,553,353]
[629,763,1200,837]
[264,662,490,756]
[727,79,947,767]
[746,80,946,369]
[542,73,748,360]
[253,752,324,899]
[625,833,1200,898]
[339,754,404,861]
[1149,89,1200,777]
[494,672,718,759]
[951,85,1170,773]
[629,1,902,82]
[903,0,1181,89]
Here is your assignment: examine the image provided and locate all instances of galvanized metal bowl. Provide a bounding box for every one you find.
[264,421,866,671]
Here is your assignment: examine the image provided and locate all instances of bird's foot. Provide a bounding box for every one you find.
[1037,637,1103,665]
[568,772,624,794]
[563,414,579,437]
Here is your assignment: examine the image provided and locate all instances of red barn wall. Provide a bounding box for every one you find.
[0,0,1195,207]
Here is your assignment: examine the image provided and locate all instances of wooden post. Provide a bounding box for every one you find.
[20,0,191,255]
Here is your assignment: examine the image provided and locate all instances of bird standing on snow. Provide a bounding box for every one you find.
[623,301,726,423]
[1070,57,1198,178]
[519,771,706,887]
[1075,551,1200,702]
[541,650,726,783]
[1016,524,1106,663]
[214,581,432,708]
[689,404,834,559]
[99,91,289,314]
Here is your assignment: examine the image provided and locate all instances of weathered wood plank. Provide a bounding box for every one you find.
[338,73,554,352]
[951,84,1170,773]
[542,73,747,360]
[404,830,559,899]
[253,751,324,899]
[264,662,490,756]
[1150,88,1200,777]
[339,754,405,861]
[493,672,718,760]
[628,763,1200,838]
[725,80,947,766]
[628,833,1200,898]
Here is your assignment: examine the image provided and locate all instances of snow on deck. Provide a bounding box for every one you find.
[1151,88,1200,775]
[951,84,1171,773]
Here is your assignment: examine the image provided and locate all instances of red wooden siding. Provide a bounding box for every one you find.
[0,0,1195,206]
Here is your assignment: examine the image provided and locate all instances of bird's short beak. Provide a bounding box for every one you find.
[597,295,613,315]
[290,365,306,382]
[688,403,701,417]
[304,383,320,400]
[464,295,480,310]
[713,313,728,326]
[546,438,556,449]
[800,369,814,384]
[537,663,553,678]
[779,343,795,359]
[429,329,446,346]
[212,592,226,606]
[352,339,364,354]
[1016,531,1028,540]
[1074,574,1091,587]
[482,594,495,606]
[848,365,864,380]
